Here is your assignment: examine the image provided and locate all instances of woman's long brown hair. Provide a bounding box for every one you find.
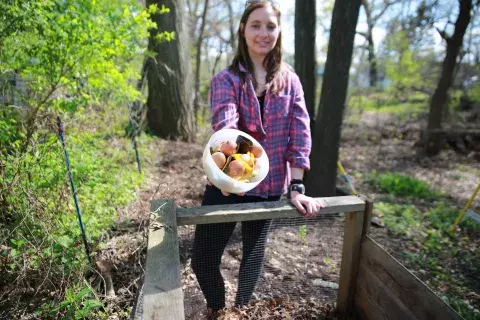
[230,2,285,94]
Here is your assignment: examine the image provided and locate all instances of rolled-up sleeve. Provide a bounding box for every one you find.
[286,75,311,170]
[210,73,239,131]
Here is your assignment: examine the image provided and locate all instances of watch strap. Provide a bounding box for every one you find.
[290,179,303,185]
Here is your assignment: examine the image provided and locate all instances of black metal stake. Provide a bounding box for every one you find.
[56,116,92,265]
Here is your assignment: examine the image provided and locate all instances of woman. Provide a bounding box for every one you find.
[191,0,323,316]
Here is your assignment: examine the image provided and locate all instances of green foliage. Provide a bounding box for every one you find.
[349,96,427,115]
[384,31,437,97]
[347,90,429,120]
[0,108,25,153]
[0,0,156,117]
[155,31,176,43]
[1,125,146,270]
[375,202,422,237]
[427,202,480,233]
[1,117,151,317]
[0,0,170,317]
[298,225,307,244]
[196,107,212,127]
[426,203,459,230]
[369,171,442,200]
[443,296,480,320]
[386,49,423,89]
[38,284,103,319]
[375,182,480,319]
[467,83,480,103]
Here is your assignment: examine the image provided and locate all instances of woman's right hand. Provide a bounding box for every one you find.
[207,178,245,196]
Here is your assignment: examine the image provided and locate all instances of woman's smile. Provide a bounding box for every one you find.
[256,40,271,47]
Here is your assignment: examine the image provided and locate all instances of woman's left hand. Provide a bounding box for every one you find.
[290,192,324,218]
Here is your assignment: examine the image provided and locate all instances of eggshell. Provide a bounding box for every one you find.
[212,152,226,169]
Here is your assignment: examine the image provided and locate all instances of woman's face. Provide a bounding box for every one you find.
[243,6,280,60]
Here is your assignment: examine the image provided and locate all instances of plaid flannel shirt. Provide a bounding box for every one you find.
[210,63,311,198]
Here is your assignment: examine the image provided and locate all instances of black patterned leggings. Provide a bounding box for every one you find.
[191,185,281,309]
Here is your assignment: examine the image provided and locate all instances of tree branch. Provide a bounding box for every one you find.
[436,27,451,42]
[372,0,402,23]
[356,31,368,39]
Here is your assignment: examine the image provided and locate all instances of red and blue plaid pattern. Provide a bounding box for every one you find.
[209,64,311,198]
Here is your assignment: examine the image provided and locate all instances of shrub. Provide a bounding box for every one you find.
[375,202,422,237]
[0,123,150,317]
[372,172,442,200]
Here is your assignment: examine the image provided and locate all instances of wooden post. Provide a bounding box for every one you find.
[337,210,365,315]
[360,196,373,236]
[143,199,184,320]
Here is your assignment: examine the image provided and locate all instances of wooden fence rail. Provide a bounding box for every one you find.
[176,196,365,225]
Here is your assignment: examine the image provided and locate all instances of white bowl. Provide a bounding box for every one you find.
[202,129,269,194]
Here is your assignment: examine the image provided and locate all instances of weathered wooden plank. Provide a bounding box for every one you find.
[143,199,184,320]
[360,196,373,236]
[337,210,365,315]
[355,285,387,320]
[356,264,417,320]
[176,196,365,225]
[359,236,462,320]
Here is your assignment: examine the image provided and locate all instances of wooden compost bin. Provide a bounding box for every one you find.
[137,196,463,320]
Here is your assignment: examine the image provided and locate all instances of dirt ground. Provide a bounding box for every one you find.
[103,111,479,319]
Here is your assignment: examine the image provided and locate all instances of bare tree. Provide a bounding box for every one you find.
[187,0,201,39]
[358,0,400,87]
[187,0,241,123]
[226,1,237,53]
[193,0,210,124]
[426,0,474,155]
[295,0,317,133]
[305,0,362,197]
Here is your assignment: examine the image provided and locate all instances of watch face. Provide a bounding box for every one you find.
[291,184,305,194]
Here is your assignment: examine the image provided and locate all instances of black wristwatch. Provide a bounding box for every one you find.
[288,179,305,199]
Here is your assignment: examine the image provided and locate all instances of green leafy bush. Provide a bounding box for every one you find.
[1,124,151,317]
[427,202,480,233]
[1,127,147,266]
[348,91,428,115]
[370,171,442,200]
[443,296,480,320]
[0,0,166,318]
[375,202,422,237]
[467,83,480,103]
[38,285,103,319]
[0,110,24,153]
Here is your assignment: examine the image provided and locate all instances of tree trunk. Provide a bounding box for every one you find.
[366,29,377,88]
[425,0,473,155]
[226,1,237,54]
[305,0,362,197]
[193,0,210,125]
[295,0,317,133]
[146,0,195,141]
[361,0,378,88]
